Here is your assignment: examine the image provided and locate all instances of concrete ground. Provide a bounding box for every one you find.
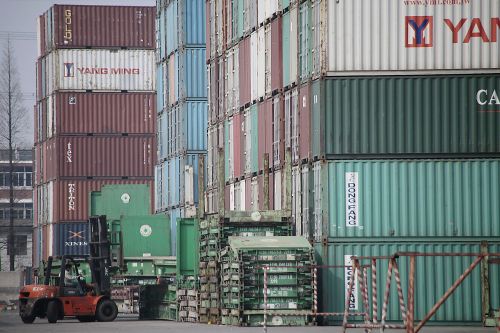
[0,311,497,333]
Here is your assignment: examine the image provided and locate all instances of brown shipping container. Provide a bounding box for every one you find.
[233,113,243,177]
[270,17,283,92]
[218,56,226,122]
[258,99,273,171]
[205,0,211,59]
[258,172,275,210]
[38,15,46,58]
[209,59,219,125]
[299,83,310,161]
[41,136,155,180]
[273,94,285,169]
[238,37,251,108]
[51,92,155,135]
[41,5,155,55]
[52,179,154,222]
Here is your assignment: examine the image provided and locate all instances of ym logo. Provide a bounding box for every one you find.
[406,16,434,48]
[64,63,74,77]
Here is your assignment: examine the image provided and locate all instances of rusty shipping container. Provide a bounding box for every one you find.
[238,37,251,109]
[35,179,154,223]
[34,93,155,142]
[38,5,155,57]
[39,136,155,180]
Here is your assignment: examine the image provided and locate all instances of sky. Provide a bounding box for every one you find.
[0,0,155,147]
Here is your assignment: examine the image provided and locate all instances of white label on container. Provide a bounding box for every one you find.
[66,142,72,163]
[344,255,359,310]
[68,183,76,211]
[345,172,359,227]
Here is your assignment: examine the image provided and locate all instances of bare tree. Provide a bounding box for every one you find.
[0,38,28,271]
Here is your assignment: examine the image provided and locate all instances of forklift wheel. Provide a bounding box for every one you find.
[46,300,59,323]
[20,314,36,324]
[96,299,118,322]
[76,316,96,322]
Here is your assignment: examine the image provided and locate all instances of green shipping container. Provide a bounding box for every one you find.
[176,218,199,278]
[119,215,171,257]
[314,159,500,239]
[315,240,500,324]
[311,75,500,158]
[90,184,151,220]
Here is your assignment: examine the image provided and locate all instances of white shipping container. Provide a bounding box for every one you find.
[328,0,500,73]
[41,49,155,96]
[257,26,266,99]
[250,31,258,101]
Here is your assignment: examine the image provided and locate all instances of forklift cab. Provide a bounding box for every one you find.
[55,256,89,297]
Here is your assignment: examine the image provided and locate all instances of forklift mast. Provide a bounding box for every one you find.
[89,215,111,296]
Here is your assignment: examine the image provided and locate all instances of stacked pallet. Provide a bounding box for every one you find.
[177,277,199,322]
[220,236,315,326]
[139,282,177,321]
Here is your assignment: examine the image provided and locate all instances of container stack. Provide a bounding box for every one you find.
[155,0,208,255]
[205,0,500,325]
[220,236,315,326]
[33,5,157,263]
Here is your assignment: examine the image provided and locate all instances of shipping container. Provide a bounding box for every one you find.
[208,122,223,188]
[39,136,155,180]
[314,159,500,240]
[166,206,185,255]
[328,0,500,74]
[316,240,500,324]
[163,47,207,106]
[38,49,155,98]
[38,5,155,57]
[118,215,171,257]
[258,99,273,171]
[176,217,199,276]
[53,222,90,256]
[225,45,239,116]
[238,38,251,107]
[312,75,500,158]
[36,92,155,140]
[270,16,283,92]
[282,5,298,87]
[284,88,299,163]
[37,179,154,223]
[298,82,311,161]
[157,153,206,211]
[158,101,207,160]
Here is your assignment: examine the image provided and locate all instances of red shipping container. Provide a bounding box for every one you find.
[271,16,283,92]
[49,179,154,222]
[258,99,273,171]
[205,0,211,60]
[238,37,251,108]
[50,92,156,135]
[39,5,155,56]
[41,136,155,180]
[233,113,243,178]
[299,83,311,161]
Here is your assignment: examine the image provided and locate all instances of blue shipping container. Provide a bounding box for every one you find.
[157,0,206,57]
[158,101,208,160]
[54,222,90,256]
[167,207,184,255]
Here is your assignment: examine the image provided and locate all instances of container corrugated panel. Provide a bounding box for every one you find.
[258,99,273,171]
[165,0,178,55]
[282,5,298,88]
[157,62,165,110]
[299,82,311,161]
[316,159,500,239]
[155,164,162,212]
[243,0,257,36]
[250,32,258,102]
[156,160,169,211]
[270,16,283,92]
[158,111,168,161]
[40,5,155,55]
[45,179,154,223]
[53,222,90,256]
[257,26,266,100]
[272,95,285,168]
[166,157,181,208]
[233,113,243,178]
[40,92,155,135]
[231,0,244,43]
[238,38,251,107]
[41,136,155,179]
[157,7,167,61]
[313,75,500,158]
[169,207,185,255]
[257,0,280,26]
[176,217,198,275]
[41,49,155,96]
[328,0,500,73]
[180,0,206,46]
[179,153,207,207]
[298,1,311,81]
[316,240,500,324]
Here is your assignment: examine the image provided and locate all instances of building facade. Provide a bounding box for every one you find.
[0,149,33,271]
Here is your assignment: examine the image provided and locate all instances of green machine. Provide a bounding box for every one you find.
[89,184,173,283]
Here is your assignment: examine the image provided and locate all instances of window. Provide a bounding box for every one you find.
[7,235,28,255]
[0,203,33,220]
[0,166,33,187]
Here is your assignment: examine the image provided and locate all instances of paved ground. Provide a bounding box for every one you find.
[0,311,497,333]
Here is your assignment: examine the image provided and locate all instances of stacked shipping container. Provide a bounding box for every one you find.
[34,5,157,263]
[155,0,208,256]
[206,0,500,324]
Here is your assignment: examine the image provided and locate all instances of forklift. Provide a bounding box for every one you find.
[19,216,118,324]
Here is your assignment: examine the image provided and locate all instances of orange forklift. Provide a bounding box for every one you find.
[19,216,118,324]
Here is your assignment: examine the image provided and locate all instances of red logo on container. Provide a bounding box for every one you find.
[406,16,434,48]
